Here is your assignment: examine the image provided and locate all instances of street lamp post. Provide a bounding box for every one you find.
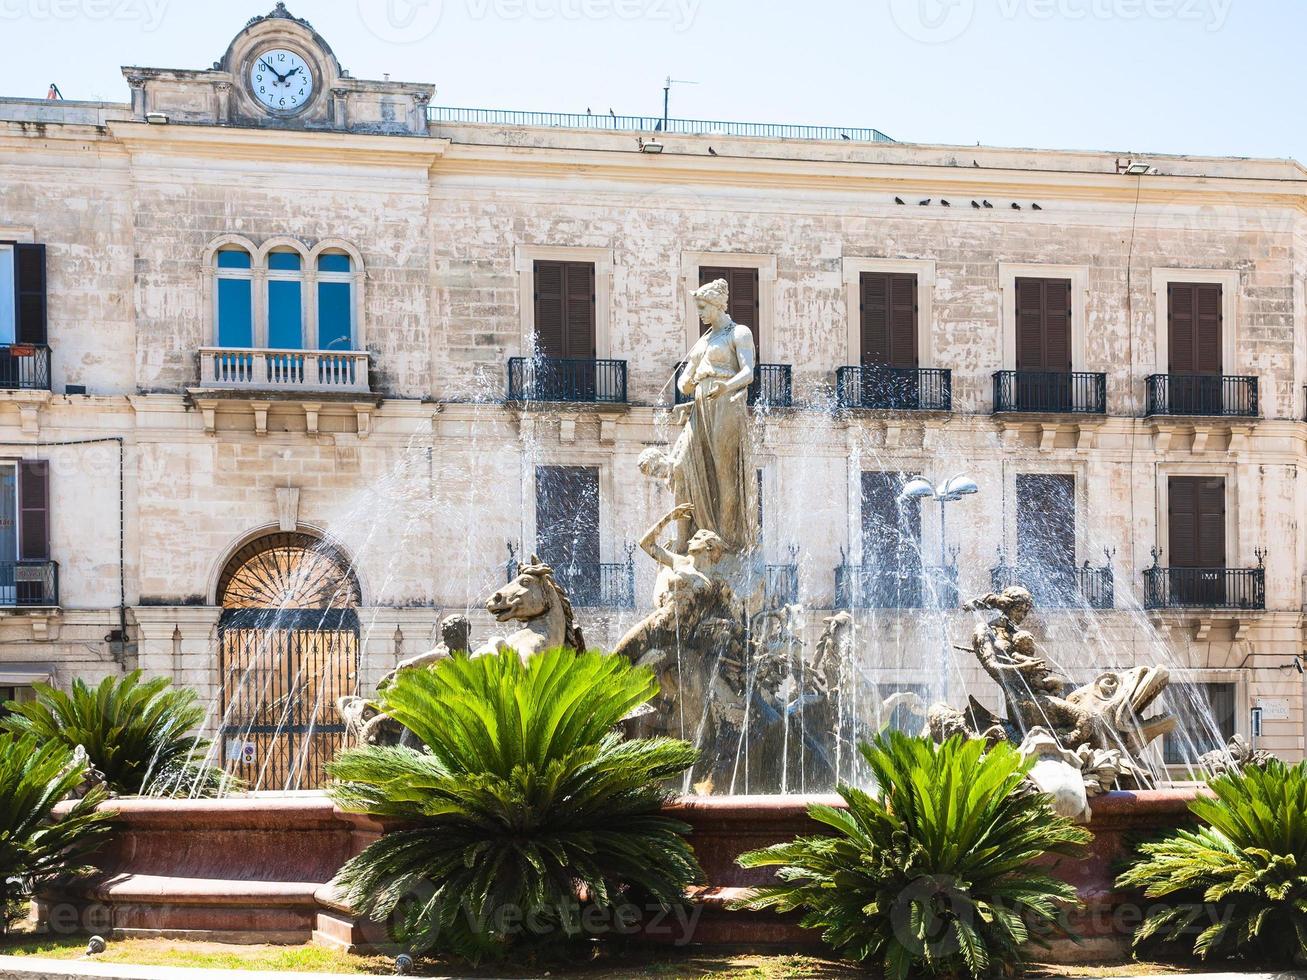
[898,474,979,567]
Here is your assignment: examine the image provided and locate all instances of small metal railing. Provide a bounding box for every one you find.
[1143,566,1265,610]
[835,366,952,411]
[510,559,634,609]
[507,357,627,404]
[427,106,895,143]
[835,564,959,610]
[989,562,1114,610]
[1145,374,1258,417]
[0,560,58,606]
[992,371,1106,414]
[671,362,792,407]
[0,344,50,391]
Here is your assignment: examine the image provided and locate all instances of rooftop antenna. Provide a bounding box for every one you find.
[662,76,698,131]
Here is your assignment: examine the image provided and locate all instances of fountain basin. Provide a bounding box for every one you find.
[38,789,1200,961]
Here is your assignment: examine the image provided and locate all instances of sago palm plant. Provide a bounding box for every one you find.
[0,732,115,936]
[0,671,219,797]
[733,732,1090,980]
[327,648,701,962]
[1117,758,1307,964]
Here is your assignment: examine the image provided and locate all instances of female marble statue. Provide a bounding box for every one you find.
[670,278,758,554]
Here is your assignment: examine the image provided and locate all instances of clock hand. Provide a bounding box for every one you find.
[258,58,281,82]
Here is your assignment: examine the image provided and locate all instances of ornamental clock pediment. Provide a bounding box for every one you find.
[121,3,433,135]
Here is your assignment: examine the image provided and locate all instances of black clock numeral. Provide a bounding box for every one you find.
[298,89,305,96]
[259,86,266,94]
[277,52,285,61]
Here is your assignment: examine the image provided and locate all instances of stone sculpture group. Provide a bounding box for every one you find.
[340,277,1259,812]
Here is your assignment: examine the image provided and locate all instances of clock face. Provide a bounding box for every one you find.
[249,48,314,113]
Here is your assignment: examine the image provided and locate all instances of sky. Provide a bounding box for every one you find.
[0,0,1300,161]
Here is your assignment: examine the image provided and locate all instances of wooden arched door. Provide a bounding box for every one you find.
[217,532,360,790]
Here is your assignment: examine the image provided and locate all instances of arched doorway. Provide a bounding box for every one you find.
[217,531,360,790]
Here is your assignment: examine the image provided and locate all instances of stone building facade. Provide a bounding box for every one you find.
[0,5,1303,785]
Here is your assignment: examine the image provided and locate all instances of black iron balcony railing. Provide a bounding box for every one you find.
[0,344,51,391]
[671,362,793,407]
[507,559,634,609]
[990,562,1114,610]
[992,371,1106,415]
[1146,374,1258,418]
[507,357,627,404]
[835,365,952,411]
[835,564,959,610]
[765,563,799,605]
[0,560,58,606]
[1143,566,1265,610]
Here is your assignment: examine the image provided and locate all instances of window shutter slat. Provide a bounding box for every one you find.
[859,272,891,366]
[889,273,919,368]
[1197,477,1226,566]
[563,262,596,359]
[18,460,49,562]
[1195,283,1222,374]
[14,243,47,345]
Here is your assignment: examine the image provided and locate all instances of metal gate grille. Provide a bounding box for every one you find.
[217,533,360,791]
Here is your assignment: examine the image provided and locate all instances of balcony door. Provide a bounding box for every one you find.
[1168,282,1223,413]
[1015,277,1072,410]
[861,471,921,605]
[535,465,600,605]
[1016,474,1075,603]
[1168,476,1226,605]
[533,261,596,399]
[699,266,760,355]
[860,272,918,407]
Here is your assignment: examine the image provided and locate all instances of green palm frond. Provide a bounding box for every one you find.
[0,732,115,936]
[0,671,221,797]
[327,648,701,963]
[732,732,1090,980]
[1118,757,1307,965]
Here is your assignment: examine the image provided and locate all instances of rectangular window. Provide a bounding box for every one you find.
[317,281,352,350]
[0,245,14,345]
[1163,681,1236,765]
[216,250,253,348]
[267,280,303,350]
[533,261,595,360]
[1015,277,1072,372]
[1167,475,1226,605]
[1168,282,1222,375]
[1016,474,1076,601]
[859,271,917,368]
[861,472,920,567]
[535,466,600,604]
[700,266,761,357]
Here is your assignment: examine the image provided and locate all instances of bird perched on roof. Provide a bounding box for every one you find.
[940,199,950,207]
[1011,202,1022,210]
[971,200,981,209]
[1031,203,1043,211]
[982,200,993,208]
[840,133,851,140]
[919,199,931,206]
[708,146,717,156]
[894,197,905,205]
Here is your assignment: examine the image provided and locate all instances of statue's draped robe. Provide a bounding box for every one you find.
[675,321,757,554]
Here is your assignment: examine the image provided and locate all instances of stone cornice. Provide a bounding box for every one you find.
[106,120,448,168]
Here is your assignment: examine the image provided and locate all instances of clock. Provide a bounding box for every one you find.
[248,48,314,113]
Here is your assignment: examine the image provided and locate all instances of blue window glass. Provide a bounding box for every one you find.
[267,280,302,349]
[317,253,351,273]
[317,281,352,350]
[268,251,302,271]
[217,250,252,269]
[216,278,253,347]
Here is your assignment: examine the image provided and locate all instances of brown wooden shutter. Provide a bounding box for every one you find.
[1168,476,1225,568]
[14,243,47,346]
[699,266,761,357]
[1015,277,1071,372]
[533,260,565,358]
[1168,282,1222,375]
[563,262,595,359]
[18,460,49,561]
[535,465,600,567]
[859,272,917,368]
